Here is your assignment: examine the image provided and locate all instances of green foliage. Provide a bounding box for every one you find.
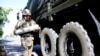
[0,6,12,37]
[0,27,3,37]
[0,6,12,25]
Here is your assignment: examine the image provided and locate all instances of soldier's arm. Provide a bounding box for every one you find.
[31,20,36,25]
[31,20,41,32]
[13,20,23,35]
[15,22,21,29]
[15,20,26,29]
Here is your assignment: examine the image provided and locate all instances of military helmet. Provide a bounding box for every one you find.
[22,9,31,15]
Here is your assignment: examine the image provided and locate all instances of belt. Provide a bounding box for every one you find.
[21,34,33,37]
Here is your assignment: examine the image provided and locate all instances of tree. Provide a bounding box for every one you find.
[0,28,3,37]
[0,6,12,37]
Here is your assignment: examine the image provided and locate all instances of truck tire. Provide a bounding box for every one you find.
[40,28,58,56]
[58,22,94,56]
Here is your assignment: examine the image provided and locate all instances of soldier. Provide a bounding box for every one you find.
[14,9,40,56]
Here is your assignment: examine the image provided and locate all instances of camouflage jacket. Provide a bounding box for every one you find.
[15,19,37,37]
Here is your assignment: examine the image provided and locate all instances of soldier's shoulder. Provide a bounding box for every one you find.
[31,19,36,22]
[17,19,24,23]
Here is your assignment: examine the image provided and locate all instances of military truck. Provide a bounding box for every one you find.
[22,0,100,56]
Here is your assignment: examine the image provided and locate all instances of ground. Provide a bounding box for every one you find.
[1,36,39,56]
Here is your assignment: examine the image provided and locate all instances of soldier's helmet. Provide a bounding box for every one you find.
[22,9,31,15]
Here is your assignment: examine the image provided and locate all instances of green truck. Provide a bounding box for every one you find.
[19,0,100,56]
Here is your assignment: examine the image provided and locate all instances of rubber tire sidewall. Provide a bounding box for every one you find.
[58,22,93,56]
[40,28,57,56]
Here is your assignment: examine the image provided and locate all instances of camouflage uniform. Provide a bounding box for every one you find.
[15,19,36,56]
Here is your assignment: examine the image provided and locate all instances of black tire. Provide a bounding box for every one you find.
[40,28,58,56]
[58,22,95,56]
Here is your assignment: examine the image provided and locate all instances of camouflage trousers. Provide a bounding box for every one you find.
[21,36,34,56]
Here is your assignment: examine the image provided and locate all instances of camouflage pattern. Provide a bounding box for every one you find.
[15,19,36,56]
